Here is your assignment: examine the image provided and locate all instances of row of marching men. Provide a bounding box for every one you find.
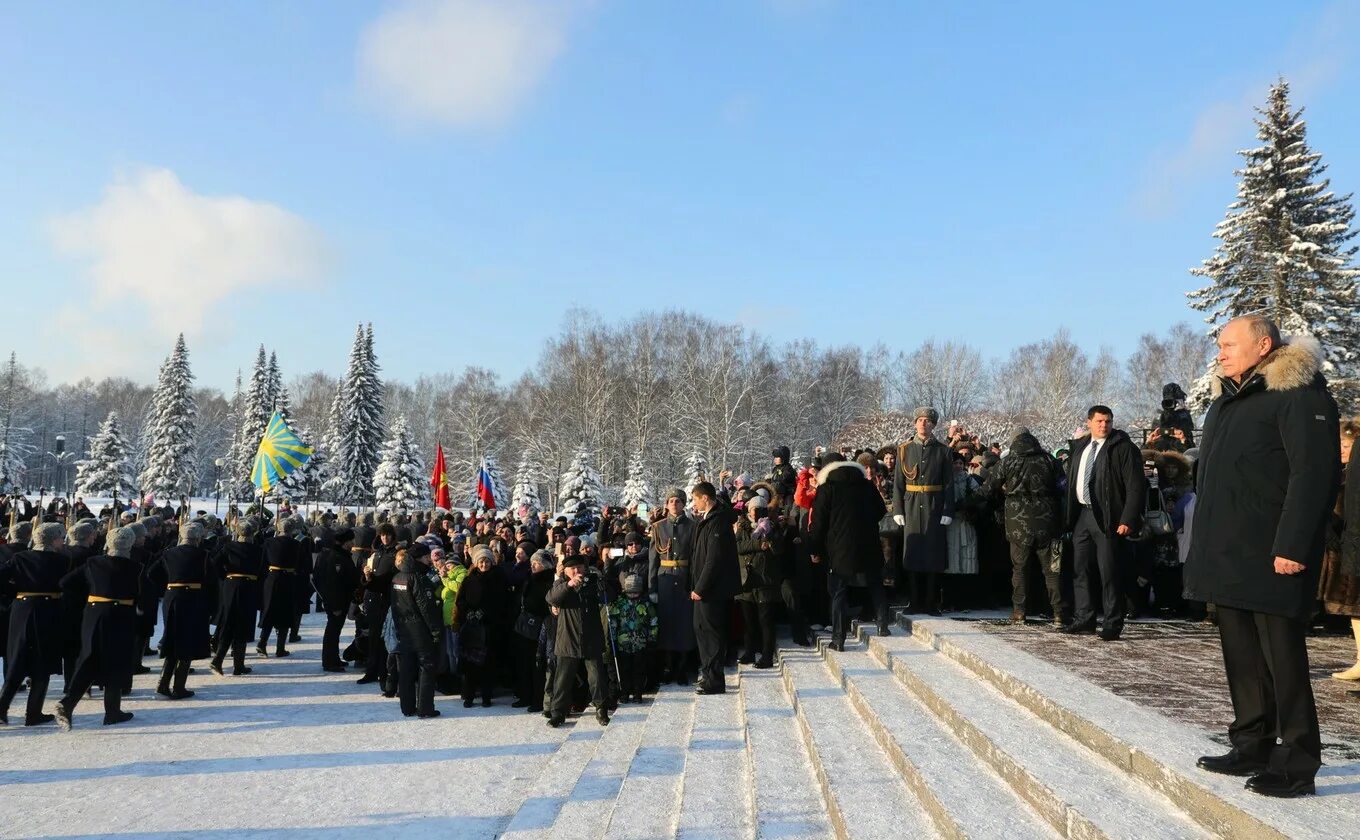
[0,513,314,730]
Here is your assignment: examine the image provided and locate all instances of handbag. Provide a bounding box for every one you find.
[878,512,900,537]
[1136,482,1175,541]
[513,610,543,641]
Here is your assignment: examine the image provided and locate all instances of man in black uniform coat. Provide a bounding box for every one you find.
[209,519,265,676]
[258,517,304,658]
[54,526,143,729]
[1186,317,1340,798]
[688,481,740,695]
[358,523,399,686]
[390,543,443,718]
[313,528,360,672]
[61,520,102,679]
[145,521,213,700]
[0,523,68,725]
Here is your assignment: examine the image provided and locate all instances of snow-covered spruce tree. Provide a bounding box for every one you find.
[229,346,271,498]
[557,446,603,519]
[138,333,198,498]
[0,352,32,492]
[325,324,386,505]
[477,450,509,511]
[265,351,282,411]
[683,450,708,493]
[75,411,135,497]
[373,415,426,511]
[511,452,542,515]
[1189,78,1360,410]
[619,453,654,509]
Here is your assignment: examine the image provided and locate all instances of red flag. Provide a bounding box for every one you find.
[431,444,451,509]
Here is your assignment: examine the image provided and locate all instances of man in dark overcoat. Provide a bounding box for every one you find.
[0,523,68,725]
[144,521,212,700]
[893,407,955,615]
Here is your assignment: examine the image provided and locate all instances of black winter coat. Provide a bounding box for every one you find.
[985,433,1064,545]
[547,569,606,659]
[0,549,68,675]
[60,554,142,684]
[145,544,213,660]
[735,521,782,603]
[810,461,888,579]
[691,502,741,601]
[390,565,442,653]
[312,545,360,614]
[1065,429,1147,535]
[259,536,302,627]
[1185,337,1341,619]
[213,541,264,644]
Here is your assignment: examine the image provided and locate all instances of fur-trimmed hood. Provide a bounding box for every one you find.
[816,460,865,487]
[1210,334,1324,398]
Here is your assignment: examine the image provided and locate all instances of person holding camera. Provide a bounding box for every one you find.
[546,552,611,727]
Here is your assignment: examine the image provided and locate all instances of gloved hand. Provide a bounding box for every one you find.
[940,516,953,526]
[893,514,904,527]
[649,592,659,604]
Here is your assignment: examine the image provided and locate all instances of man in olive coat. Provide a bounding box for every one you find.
[892,407,955,615]
[1186,316,1340,798]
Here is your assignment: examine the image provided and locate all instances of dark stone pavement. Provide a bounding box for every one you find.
[977,617,1360,763]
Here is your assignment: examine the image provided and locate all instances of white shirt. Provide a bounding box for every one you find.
[1076,438,1103,506]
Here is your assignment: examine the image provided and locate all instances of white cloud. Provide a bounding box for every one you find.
[357,0,582,128]
[1133,0,1359,217]
[48,167,328,342]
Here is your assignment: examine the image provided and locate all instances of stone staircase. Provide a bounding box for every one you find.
[497,610,1357,839]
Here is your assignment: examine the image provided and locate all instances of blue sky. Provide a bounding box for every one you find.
[2,0,1359,389]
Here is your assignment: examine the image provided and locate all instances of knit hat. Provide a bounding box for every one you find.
[622,572,646,598]
[565,536,581,552]
[470,544,495,565]
[623,531,644,547]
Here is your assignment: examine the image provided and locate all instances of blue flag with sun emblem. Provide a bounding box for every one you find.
[251,411,313,494]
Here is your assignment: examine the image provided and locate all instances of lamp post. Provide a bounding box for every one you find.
[214,458,225,516]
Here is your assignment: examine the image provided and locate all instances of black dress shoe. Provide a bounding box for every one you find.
[1245,771,1315,797]
[511,699,530,708]
[232,666,253,676]
[103,711,134,726]
[877,624,891,637]
[754,659,773,669]
[695,684,726,695]
[464,698,475,708]
[596,710,610,726]
[323,664,347,673]
[738,654,755,665]
[526,705,543,714]
[356,675,379,685]
[547,716,564,728]
[419,709,441,719]
[1098,626,1122,641]
[481,698,492,708]
[1059,619,1097,635]
[1197,750,1268,777]
[24,713,55,726]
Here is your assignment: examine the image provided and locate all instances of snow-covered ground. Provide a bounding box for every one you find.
[0,614,580,839]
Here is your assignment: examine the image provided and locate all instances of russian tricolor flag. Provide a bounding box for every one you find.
[475,459,496,510]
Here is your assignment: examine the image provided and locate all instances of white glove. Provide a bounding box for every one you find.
[939,516,953,526]
[893,514,904,527]
[649,592,658,604]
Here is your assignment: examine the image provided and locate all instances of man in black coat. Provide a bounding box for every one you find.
[390,543,443,718]
[358,523,399,685]
[1061,405,1147,641]
[688,482,740,695]
[769,446,797,505]
[1186,317,1339,798]
[808,454,888,650]
[258,519,303,658]
[545,554,610,727]
[0,523,68,726]
[144,521,213,700]
[55,526,143,729]
[312,528,360,672]
[209,519,265,676]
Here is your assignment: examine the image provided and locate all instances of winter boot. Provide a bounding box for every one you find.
[171,660,194,699]
[156,659,175,698]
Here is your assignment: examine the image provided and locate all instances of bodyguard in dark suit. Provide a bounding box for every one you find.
[0,523,68,726]
[1061,405,1146,641]
[688,482,740,695]
[1186,317,1339,798]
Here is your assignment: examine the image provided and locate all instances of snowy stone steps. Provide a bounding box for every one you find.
[499,715,614,838]
[778,647,939,840]
[818,634,1058,840]
[603,685,698,840]
[551,703,656,838]
[858,628,1209,840]
[894,616,1358,840]
[737,664,834,840]
[676,671,756,840]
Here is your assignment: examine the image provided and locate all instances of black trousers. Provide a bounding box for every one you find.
[60,660,123,720]
[549,655,607,718]
[1071,507,1130,631]
[1010,539,1065,616]
[322,610,347,667]
[829,569,888,642]
[363,595,389,680]
[0,654,49,722]
[398,644,437,716]
[693,599,730,690]
[513,634,542,704]
[740,601,776,664]
[1217,605,1322,778]
[617,651,647,698]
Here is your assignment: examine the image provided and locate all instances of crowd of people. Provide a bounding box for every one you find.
[0,316,1356,799]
